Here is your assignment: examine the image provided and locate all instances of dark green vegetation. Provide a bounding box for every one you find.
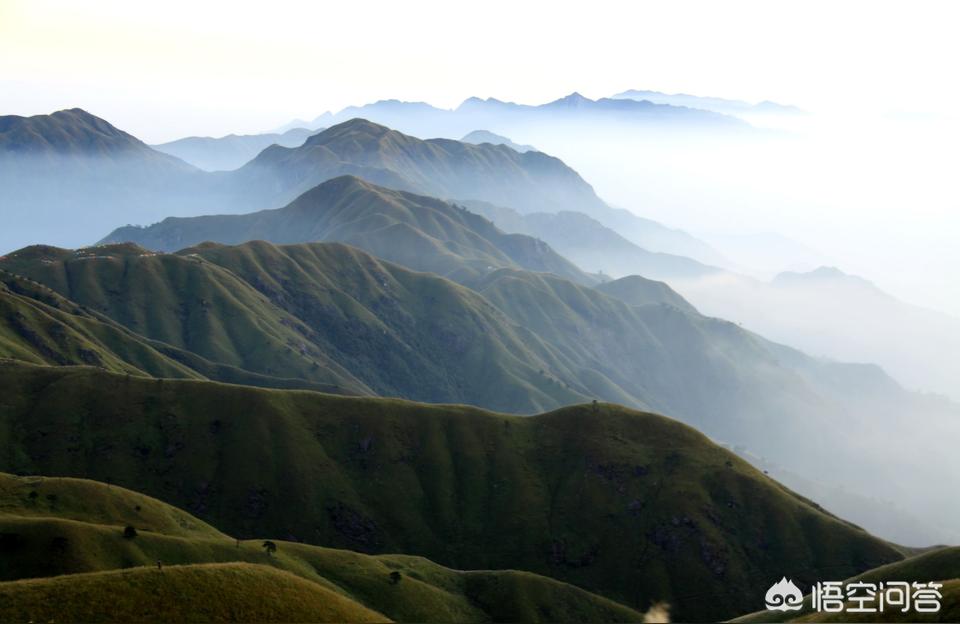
[733,547,960,622]
[0,473,644,623]
[0,362,905,621]
[102,175,593,285]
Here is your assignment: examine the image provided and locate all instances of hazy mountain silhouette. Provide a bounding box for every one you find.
[612,89,805,116]
[0,109,221,253]
[462,129,535,152]
[153,127,319,171]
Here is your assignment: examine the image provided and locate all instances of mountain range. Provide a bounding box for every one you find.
[275,92,749,139]
[152,126,318,171]
[611,89,805,117]
[0,361,908,621]
[461,129,536,152]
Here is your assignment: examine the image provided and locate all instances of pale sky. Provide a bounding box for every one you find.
[2,0,960,142]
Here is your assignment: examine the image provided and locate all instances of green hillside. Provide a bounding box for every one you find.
[0,362,903,621]
[0,472,644,623]
[0,564,388,623]
[0,249,370,395]
[102,175,594,286]
[0,241,587,413]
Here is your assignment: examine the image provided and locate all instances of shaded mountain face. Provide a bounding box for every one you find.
[0,362,903,622]
[152,127,318,171]
[0,109,221,253]
[461,129,536,152]
[101,175,595,286]
[227,118,609,216]
[0,471,643,624]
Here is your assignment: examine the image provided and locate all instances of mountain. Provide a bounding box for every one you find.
[226,118,609,216]
[0,472,643,623]
[0,260,366,394]
[0,109,221,253]
[612,89,805,117]
[286,93,749,139]
[461,130,536,152]
[0,362,905,621]
[461,200,722,280]
[0,241,593,413]
[671,265,960,401]
[594,275,699,314]
[101,175,595,286]
[152,127,318,171]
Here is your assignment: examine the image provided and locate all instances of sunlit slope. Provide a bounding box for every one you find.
[0,472,643,623]
[0,241,587,413]
[0,564,387,624]
[0,362,902,621]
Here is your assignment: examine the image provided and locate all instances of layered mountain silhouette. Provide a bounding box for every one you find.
[0,362,905,621]
[461,199,723,280]
[103,176,594,285]
[0,109,217,253]
[671,265,960,402]
[152,126,318,171]
[612,89,805,117]
[277,92,749,139]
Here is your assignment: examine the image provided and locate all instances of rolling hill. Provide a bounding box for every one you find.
[101,175,594,286]
[153,126,318,171]
[0,363,904,621]
[0,473,643,623]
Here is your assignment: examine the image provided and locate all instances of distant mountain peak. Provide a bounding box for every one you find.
[549,92,592,107]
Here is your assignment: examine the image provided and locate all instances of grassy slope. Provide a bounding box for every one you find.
[0,472,642,623]
[0,563,387,623]
[0,362,902,621]
[734,547,960,623]
[101,175,593,286]
[1,241,586,413]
